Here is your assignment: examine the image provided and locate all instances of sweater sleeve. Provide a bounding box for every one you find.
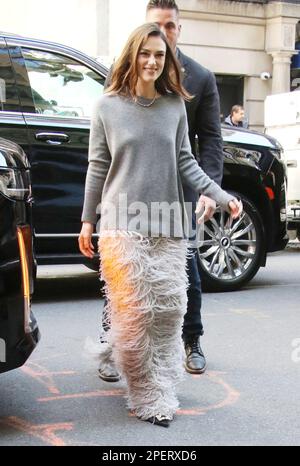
[81,101,111,224]
[177,110,234,212]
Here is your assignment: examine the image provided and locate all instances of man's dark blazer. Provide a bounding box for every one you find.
[177,48,223,189]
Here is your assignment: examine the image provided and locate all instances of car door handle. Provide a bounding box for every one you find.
[287,160,297,168]
[35,132,70,145]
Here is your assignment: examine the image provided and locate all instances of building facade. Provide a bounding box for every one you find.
[176,0,300,130]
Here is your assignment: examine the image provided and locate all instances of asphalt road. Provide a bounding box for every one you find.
[0,244,299,446]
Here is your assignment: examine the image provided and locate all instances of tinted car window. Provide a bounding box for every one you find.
[22,48,105,117]
[0,41,20,112]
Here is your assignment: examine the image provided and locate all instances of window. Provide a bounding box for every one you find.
[22,48,105,117]
[215,75,244,123]
[0,44,20,112]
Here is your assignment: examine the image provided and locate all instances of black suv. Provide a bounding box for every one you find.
[0,137,40,373]
[0,33,288,291]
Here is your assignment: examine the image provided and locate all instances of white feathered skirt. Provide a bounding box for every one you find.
[98,231,188,420]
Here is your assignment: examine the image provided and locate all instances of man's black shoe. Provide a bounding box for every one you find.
[184,336,207,374]
[98,366,121,382]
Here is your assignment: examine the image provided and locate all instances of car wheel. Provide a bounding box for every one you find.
[197,194,265,292]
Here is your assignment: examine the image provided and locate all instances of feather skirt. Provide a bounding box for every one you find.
[98,231,188,420]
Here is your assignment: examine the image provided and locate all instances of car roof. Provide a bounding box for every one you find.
[1,31,70,46]
[1,31,85,53]
[0,31,108,75]
[0,31,23,37]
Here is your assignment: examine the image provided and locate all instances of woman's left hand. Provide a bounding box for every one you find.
[196,197,243,223]
[228,198,243,219]
[195,195,217,223]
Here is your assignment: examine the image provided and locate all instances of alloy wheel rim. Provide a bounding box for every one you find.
[198,207,257,281]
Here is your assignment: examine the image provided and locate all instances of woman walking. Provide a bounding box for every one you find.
[79,23,242,427]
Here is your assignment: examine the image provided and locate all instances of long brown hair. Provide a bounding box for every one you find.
[106,23,192,101]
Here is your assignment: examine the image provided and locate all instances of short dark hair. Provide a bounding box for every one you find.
[146,0,179,15]
[231,105,244,116]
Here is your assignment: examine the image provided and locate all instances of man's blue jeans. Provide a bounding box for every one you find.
[182,249,204,341]
[182,183,204,341]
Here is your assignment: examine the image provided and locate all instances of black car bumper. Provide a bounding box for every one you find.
[0,195,39,373]
[0,291,40,373]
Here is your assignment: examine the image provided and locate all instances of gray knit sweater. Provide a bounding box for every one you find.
[81,93,233,238]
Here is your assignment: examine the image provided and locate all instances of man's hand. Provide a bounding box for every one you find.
[78,222,95,258]
[195,195,217,224]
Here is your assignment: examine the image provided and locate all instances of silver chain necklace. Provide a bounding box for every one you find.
[132,91,158,107]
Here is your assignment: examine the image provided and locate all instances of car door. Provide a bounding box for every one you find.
[0,39,30,159]
[7,40,105,257]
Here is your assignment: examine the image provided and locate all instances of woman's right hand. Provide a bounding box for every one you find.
[78,222,95,258]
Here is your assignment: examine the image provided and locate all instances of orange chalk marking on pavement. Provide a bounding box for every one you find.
[177,371,240,416]
[0,416,73,446]
[21,362,238,422]
[21,362,75,395]
[38,389,124,402]
[28,371,75,376]
[35,370,239,418]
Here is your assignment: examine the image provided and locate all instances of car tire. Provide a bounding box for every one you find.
[197,193,265,292]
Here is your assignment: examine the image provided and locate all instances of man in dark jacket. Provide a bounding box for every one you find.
[145,0,224,374]
[98,0,224,381]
